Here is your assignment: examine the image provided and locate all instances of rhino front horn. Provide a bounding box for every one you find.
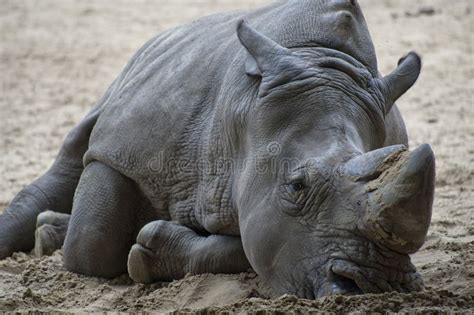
[358,144,435,254]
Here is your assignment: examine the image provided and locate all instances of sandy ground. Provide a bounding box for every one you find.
[0,0,473,313]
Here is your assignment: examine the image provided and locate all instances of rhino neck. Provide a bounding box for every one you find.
[190,71,258,236]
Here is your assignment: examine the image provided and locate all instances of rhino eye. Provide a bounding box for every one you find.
[290,181,306,192]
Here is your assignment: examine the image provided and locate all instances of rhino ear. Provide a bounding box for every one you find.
[381,52,422,112]
[237,19,293,77]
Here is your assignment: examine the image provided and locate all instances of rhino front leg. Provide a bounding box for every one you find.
[128,220,251,283]
[63,161,150,278]
[34,211,70,256]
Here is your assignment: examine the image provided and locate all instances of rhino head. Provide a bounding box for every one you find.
[235,21,435,298]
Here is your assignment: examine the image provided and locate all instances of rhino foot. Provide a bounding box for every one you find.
[34,211,70,256]
[128,220,250,284]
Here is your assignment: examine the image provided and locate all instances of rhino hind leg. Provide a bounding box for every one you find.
[0,108,100,260]
[128,220,251,284]
[34,211,71,256]
[63,161,144,278]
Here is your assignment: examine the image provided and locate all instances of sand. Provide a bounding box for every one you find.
[0,0,473,313]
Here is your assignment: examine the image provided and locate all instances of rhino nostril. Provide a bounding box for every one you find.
[331,272,363,295]
[317,268,363,297]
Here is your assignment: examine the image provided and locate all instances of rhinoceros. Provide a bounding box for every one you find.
[0,0,435,298]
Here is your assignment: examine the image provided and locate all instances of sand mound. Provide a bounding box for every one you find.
[0,249,472,313]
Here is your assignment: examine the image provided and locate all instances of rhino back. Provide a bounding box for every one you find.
[86,15,239,172]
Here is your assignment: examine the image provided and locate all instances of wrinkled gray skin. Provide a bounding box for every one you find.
[0,0,435,299]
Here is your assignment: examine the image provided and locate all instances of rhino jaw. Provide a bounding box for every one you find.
[359,144,435,254]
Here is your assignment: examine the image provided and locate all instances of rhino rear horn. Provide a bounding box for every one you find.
[237,20,293,77]
[381,52,422,113]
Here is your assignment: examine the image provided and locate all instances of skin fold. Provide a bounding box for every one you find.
[0,0,435,298]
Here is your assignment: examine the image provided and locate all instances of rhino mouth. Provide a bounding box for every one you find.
[317,259,424,297]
